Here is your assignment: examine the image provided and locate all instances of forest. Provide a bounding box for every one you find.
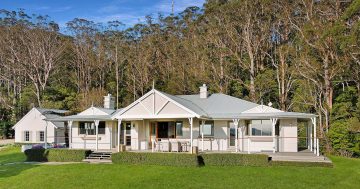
[0,0,359,157]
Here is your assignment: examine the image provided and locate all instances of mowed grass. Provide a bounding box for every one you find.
[0,147,359,189]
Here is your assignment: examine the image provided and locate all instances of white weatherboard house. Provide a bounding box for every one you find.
[48,85,320,156]
[12,108,69,144]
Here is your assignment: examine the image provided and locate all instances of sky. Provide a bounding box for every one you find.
[1,0,206,30]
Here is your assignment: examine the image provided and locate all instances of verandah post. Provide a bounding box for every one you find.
[271,118,278,153]
[188,117,193,154]
[45,121,48,149]
[232,119,239,153]
[313,117,317,155]
[117,119,122,152]
[94,120,100,151]
[201,120,205,152]
[68,120,73,149]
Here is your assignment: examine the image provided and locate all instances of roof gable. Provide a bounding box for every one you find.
[12,107,59,129]
[112,89,200,119]
[242,105,283,113]
[78,107,115,116]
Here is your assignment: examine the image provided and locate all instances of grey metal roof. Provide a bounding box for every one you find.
[177,93,259,118]
[209,112,316,119]
[36,108,69,115]
[92,107,116,115]
[111,108,124,116]
[157,91,315,119]
[46,115,113,122]
[157,90,208,117]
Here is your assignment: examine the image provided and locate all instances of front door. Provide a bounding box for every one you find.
[157,122,169,139]
[120,122,131,146]
[229,122,236,147]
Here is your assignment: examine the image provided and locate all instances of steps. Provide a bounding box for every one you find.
[85,151,112,160]
[270,155,331,163]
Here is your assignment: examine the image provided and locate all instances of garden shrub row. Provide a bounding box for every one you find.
[112,152,200,167]
[200,153,269,166]
[112,152,269,167]
[24,149,91,162]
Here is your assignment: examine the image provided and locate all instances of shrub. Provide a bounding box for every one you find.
[24,149,91,162]
[112,152,200,167]
[270,161,333,168]
[200,153,269,166]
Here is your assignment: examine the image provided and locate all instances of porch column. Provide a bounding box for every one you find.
[117,119,122,152]
[68,120,73,149]
[188,117,193,154]
[201,120,205,152]
[45,121,48,149]
[311,117,317,155]
[94,120,100,151]
[270,118,278,153]
[232,119,239,153]
[310,120,313,151]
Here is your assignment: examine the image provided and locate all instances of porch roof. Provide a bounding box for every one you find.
[45,115,113,122]
[210,112,316,119]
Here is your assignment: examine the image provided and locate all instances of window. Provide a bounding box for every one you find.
[251,120,272,136]
[39,131,44,142]
[176,121,183,136]
[79,121,106,135]
[199,121,214,136]
[25,131,30,141]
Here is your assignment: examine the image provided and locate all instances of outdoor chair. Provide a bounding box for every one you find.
[171,142,181,152]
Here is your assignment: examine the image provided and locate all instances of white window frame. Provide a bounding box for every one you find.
[250,120,272,136]
[25,131,30,141]
[39,131,45,142]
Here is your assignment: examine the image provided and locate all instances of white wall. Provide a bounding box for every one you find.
[14,108,59,143]
[279,119,298,152]
[71,121,115,150]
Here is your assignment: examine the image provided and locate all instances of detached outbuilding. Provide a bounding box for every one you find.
[12,108,70,145]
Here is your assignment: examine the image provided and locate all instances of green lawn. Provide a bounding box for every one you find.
[0,146,359,189]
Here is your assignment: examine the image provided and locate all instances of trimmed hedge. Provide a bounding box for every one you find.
[112,152,269,167]
[270,160,333,168]
[200,153,269,166]
[112,152,200,167]
[24,149,91,162]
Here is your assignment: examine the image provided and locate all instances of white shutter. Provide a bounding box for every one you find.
[23,131,26,141]
[36,131,40,142]
[29,131,33,142]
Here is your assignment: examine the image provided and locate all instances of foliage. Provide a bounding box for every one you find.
[200,153,269,166]
[112,152,200,167]
[0,1,360,157]
[24,148,91,162]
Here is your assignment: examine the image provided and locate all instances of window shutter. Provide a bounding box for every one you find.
[36,131,40,142]
[23,131,26,141]
[29,131,32,142]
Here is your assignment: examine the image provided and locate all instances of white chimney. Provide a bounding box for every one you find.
[104,94,115,109]
[199,84,208,99]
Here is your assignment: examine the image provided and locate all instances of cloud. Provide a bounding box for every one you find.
[98,5,119,14]
[53,6,72,12]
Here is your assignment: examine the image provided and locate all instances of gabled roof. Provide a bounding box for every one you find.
[47,107,124,122]
[12,107,70,129]
[111,88,316,120]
